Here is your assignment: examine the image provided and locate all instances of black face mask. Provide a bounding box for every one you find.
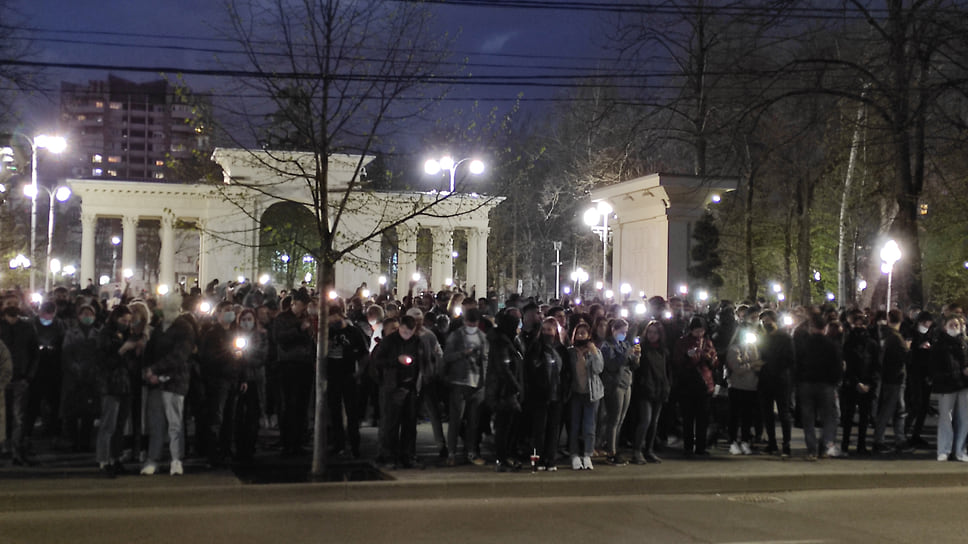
[3,307,19,318]
[574,338,591,347]
[763,322,777,333]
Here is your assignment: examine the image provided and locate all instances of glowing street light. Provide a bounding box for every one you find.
[424,155,485,192]
[15,133,67,294]
[157,284,170,296]
[880,239,901,310]
[23,182,71,293]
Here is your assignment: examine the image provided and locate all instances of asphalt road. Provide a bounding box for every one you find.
[0,485,958,543]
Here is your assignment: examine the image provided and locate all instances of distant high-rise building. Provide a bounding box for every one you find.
[59,75,209,181]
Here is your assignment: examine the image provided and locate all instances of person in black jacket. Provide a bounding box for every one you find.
[840,309,880,456]
[198,301,240,466]
[523,317,565,471]
[632,321,670,464]
[1,305,38,465]
[373,315,424,469]
[486,312,525,471]
[930,315,968,462]
[872,309,911,453]
[26,302,65,444]
[272,289,316,456]
[95,305,136,476]
[327,303,368,459]
[795,312,844,460]
[905,311,935,448]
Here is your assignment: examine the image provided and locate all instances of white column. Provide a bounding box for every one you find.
[466,227,489,294]
[159,215,176,288]
[430,226,453,291]
[396,224,418,295]
[612,223,623,290]
[121,215,138,280]
[80,211,96,287]
[197,221,211,287]
[465,228,479,293]
[478,227,489,293]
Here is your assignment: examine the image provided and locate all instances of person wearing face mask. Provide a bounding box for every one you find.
[95,305,135,476]
[757,310,795,457]
[840,309,880,456]
[60,304,101,453]
[233,308,268,465]
[442,307,489,467]
[523,317,565,471]
[905,311,935,449]
[326,303,368,460]
[197,301,240,467]
[26,301,66,448]
[124,301,151,463]
[566,322,605,470]
[930,316,968,462]
[600,318,640,465]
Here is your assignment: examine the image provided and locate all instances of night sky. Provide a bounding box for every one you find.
[17,0,610,132]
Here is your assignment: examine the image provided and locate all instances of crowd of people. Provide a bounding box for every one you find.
[1,277,967,477]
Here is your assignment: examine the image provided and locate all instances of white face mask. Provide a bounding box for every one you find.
[464,325,478,335]
[918,324,930,335]
[948,327,961,338]
[368,318,378,327]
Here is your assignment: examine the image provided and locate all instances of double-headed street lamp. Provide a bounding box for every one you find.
[424,155,485,192]
[23,183,71,293]
[15,134,67,294]
[583,200,613,289]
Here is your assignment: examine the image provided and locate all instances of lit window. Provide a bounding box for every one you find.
[920,203,929,216]
[153,172,165,179]
[92,168,103,176]
[109,102,122,110]
[107,156,121,163]
[77,114,87,121]
[95,101,104,109]
[92,154,102,163]
[155,160,165,167]
[107,170,118,177]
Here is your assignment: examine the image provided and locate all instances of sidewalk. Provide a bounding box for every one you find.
[1,418,965,511]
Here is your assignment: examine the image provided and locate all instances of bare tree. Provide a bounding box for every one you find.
[215,0,498,477]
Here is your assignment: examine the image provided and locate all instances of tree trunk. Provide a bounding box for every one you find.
[744,168,757,301]
[311,255,333,479]
[838,100,865,305]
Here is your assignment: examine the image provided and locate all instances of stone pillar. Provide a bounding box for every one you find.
[396,224,418,296]
[159,215,176,288]
[121,215,138,280]
[466,227,488,294]
[197,221,211,286]
[612,221,623,289]
[430,226,453,292]
[80,212,96,287]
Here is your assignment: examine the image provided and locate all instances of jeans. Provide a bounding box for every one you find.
[5,380,29,459]
[96,394,129,465]
[279,361,313,454]
[418,377,446,451]
[840,386,874,451]
[873,383,906,446]
[758,380,793,451]
[381,386,417,463]
[798,382,837,455]
[447,385,484,457]
[937,389,968,457]
[569,393,599,457]
[727,388,758,443]
[678,389,710,454]
[634,398,663,455]
[529,400,562,466]
[602,385,632,455]
[327,372,360,456]
[146,389,185,463]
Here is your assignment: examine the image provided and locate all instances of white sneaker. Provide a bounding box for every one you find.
[571,455,582,471]
[938,453,949,462]
[956,453,968,463]
[740,442,753,455]
[140,462,157,475]
[729,442,743,455]
[170,460,184,475]
[581,456,594,470]
[825,444,846,458]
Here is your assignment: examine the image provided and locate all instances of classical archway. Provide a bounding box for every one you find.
[259,202,319,288]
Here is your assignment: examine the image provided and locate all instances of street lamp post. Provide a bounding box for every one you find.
[424,155,485,192]
[18,134,67,294]
[552,241,563,300]
[24,184,72,294]
[583,200,613,289]
[880,239,901,310]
